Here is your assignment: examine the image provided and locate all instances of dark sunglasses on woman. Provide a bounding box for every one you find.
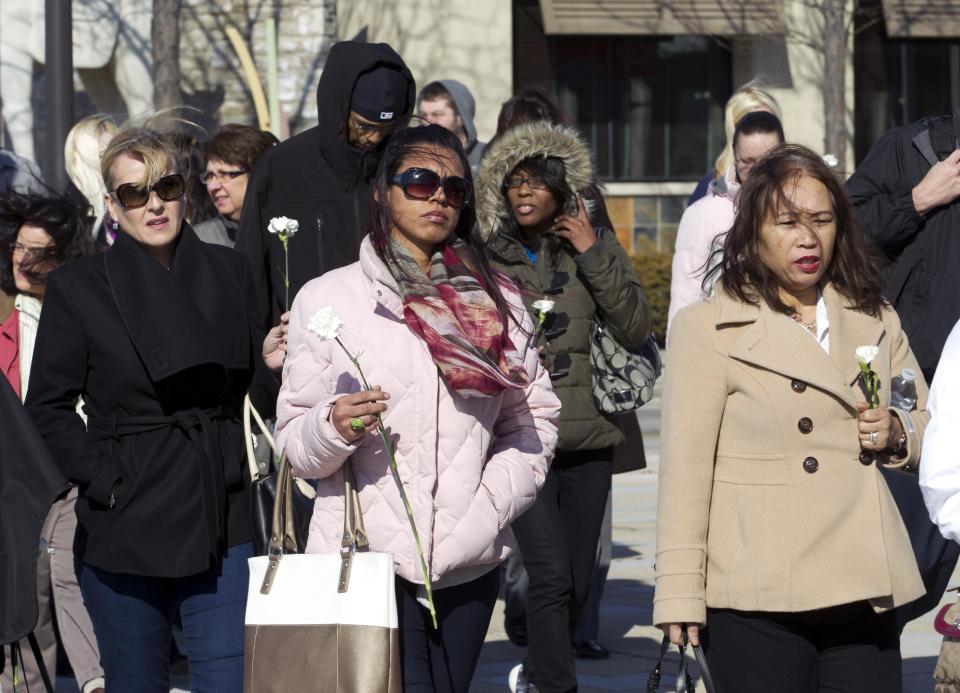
[389,168,471,209]
[110,173,186,209]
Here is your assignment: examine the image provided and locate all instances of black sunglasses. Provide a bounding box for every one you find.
[111,173,186,209]
[389,168,471,209]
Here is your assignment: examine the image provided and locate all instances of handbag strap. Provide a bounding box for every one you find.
[243,394,262,480]
[646,635,713,693]
[260,453,299,594]
[338,460,369,593]
[259,452,370,595]
[244,393,316,498]
[692,639,717,693]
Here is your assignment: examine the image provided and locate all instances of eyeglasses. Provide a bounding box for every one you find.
[11,243,56,262]
[504,176,549,191]
[200,168,247,184]
[110,173,186,209]
[350,118,395,137]
[389,168,471,209]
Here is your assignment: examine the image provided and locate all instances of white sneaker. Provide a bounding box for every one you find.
[508,663,523,693]
[508,663,538,692]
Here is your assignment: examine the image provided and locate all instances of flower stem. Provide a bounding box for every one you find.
[283,237,290,313]
[334,337,438,628]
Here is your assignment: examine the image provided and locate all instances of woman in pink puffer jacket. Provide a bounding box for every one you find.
[275,124,560,692]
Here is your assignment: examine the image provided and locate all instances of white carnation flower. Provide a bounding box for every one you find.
[308,307,345,341]
[532,299,555,314]
[268,216,292,235]
[856,345,879,366]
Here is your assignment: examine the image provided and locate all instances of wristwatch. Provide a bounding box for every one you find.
[893,430,908,457]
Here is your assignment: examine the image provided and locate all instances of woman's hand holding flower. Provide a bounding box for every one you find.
[330,386,391,442]
[857,403,904,452]
[552,195,596,254]
[262,311,290,373]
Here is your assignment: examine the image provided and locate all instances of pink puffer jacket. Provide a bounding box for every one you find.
[276,237,561,585]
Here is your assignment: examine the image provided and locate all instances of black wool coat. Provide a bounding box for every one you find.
[0,376,68,644]
[26,227,265,578]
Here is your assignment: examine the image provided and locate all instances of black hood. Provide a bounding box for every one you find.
[315,41,416,182]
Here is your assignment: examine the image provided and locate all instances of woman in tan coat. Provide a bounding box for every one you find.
[656,144,928,692]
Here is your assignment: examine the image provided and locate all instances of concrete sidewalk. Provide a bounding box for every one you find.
[471,389,955,692]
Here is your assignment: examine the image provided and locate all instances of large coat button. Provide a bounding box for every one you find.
[859,451,875,466]
[791,379,807,393]
[803,457,819,473]
[798,417,813,434]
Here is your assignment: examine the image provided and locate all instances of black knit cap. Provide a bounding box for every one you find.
[350,65,409,123]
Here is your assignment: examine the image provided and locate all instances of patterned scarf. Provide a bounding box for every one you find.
[388,238,529,397]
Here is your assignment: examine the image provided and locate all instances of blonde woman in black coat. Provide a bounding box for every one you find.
[26,113,285,693]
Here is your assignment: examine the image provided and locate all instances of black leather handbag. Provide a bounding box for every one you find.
[646,635,715,693]
[243,395,315,556]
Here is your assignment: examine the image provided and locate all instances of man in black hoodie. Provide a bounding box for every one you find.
[236,41,415,330]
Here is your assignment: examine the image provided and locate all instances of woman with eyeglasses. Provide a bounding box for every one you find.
[0,190,103,693]
[476,122,651,693]
[25,112,286,693]
[276,123,560,692]
[193,124,278,248]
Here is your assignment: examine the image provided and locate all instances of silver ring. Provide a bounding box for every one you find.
[870,431,879,446]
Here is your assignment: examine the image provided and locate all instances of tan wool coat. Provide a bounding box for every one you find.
[653,283,928,627]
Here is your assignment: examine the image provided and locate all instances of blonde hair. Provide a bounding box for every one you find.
[100,109,201,192]
[64,115,118,221]
[714,78,782,179]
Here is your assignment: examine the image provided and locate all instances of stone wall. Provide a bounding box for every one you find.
[178,0,337,135]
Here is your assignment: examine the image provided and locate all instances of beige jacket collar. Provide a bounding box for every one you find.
[714,283,884,411]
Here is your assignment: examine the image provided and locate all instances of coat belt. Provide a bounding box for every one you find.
[86,408,227,561]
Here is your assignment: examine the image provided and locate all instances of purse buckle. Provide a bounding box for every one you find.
[338,545,355,594]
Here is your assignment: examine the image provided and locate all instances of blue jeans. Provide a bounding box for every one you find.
[79,542,252,693]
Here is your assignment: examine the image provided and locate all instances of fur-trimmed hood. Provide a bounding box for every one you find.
[475,122,598,240]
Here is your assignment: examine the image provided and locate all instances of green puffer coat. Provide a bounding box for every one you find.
[478,123,652,452]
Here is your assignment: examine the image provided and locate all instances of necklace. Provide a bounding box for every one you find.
[790,312,817,335]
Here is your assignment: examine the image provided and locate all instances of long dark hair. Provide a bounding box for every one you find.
[367,123,518,328]
[0,190,94,294]
[709,143,885,317]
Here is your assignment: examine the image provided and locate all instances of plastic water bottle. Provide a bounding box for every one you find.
[890,368,918,410]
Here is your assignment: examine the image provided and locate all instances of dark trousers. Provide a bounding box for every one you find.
[396,567,500,693]
[703,602,902,693]
[513,448,613,693]
[79,541,252,693]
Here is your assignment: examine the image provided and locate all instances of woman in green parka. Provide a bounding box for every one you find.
[477,121,651,693]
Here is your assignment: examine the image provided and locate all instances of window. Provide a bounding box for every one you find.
[513,2,732,181]
[854,2,960,163]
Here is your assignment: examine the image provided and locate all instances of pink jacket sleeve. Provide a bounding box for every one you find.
[481,293,561,529]
[667,203,713,339]
[275,286,356,480]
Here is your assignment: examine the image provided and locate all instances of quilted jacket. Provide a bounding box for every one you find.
[275,237,561,584]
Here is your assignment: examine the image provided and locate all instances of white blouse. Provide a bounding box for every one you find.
[792,289,830,354]
[921,319,960,543]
